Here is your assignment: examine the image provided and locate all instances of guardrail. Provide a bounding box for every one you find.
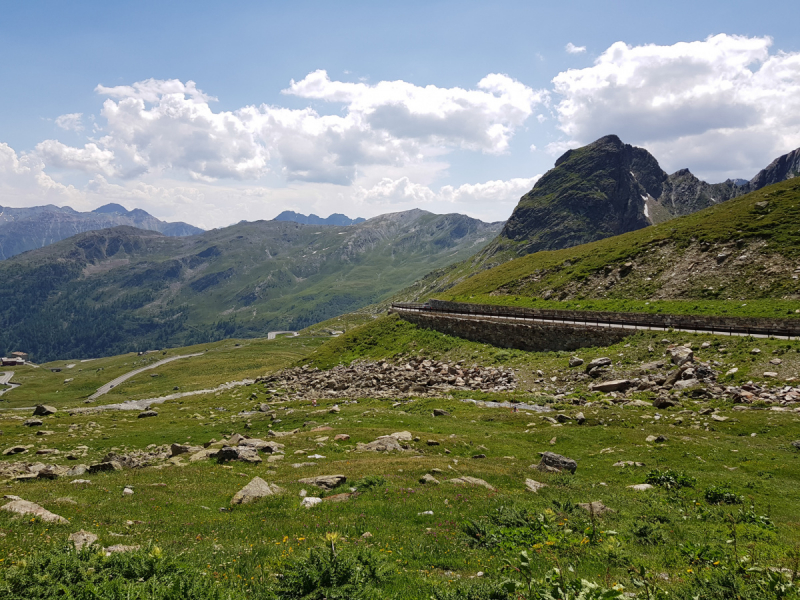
[390,301,800,340]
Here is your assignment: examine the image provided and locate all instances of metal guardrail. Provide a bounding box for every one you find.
[390,301,800,341]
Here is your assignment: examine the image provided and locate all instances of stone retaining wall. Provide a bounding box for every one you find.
[395,311,632,353]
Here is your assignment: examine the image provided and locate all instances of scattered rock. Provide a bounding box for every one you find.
[426,439,440,446]
[298,475,346,490]
[525,479,547,493]
[575,412,586,425]
[33,405,57,416]
[88,461,122,473]
[301,497,322,508]
[670,347,694,366]
[432,409,449,417]
[711,414,729,422]
[533,451,577,474]
[105,545,140,555]
[390,431,413,441]
[419,474,440,485]
[590,379,631,393]
[628,484,654,492]
[763,372,779,378]
[333,434,350,441]
[1,499,68,524]
[585,357,612,374]
[653,397,679,409]
[69,530,98,551]
[613,461,645,467]
[231,477,283,505]
[577,501,614,515]
[23,419,43,427]
[569,357,584,367]
[216,446,262,463]
[357,436,405,453]
[472,454,486,459]
[361,532,373,538]
[448,476,495,490]
[137,410,158,419]
[645,435,668,443]
[3,446,29,456]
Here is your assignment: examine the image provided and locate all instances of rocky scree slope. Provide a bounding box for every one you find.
[441,178,800,303]
[0,202,202,260]
[0,210,502,361]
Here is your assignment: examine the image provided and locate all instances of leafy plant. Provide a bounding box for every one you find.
[704,485,744,505]
[644,469,696,490]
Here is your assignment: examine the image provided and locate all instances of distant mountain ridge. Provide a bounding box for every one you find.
[0,209,503,361]
[0,202,203,260]
[481,135,800,262]
[274,211,366,226]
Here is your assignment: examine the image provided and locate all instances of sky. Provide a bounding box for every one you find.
[1,0,799,230]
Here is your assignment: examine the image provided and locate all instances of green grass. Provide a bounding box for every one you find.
[2,320,800,597]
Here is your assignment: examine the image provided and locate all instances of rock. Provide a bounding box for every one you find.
[329,406,340,414]
[188,449,217,462]
[216,446,262,463]
[37,465,69,480]
[770,358,783,365]
[426,439,440,446]
[333,434,350,441]
[231,477,283,505]
[763,372,779,378]
[585,357,612,372]
[69,530,98,551]
[472,454,486,459]
[239,439,285,454]
[711,414,729,422]
[298,475,346,490]
[267,454,284,463]
[24,419,43,427]
[322,493,352,503]
[673,379,699,390]
[88,461,122,473]
[432,409,449,417]
[357,436,405,453]
[33,405,57,416]
[170,443,201,457]
[525,479,547,493]
[577,501,614,515]
[725,367,739,377]
[653,397,679,409]
[361,532,373,538]
[229,433,244,445]
[534,451,577,474]
[36,430,54,436]
[670,347,694,366]
[701,342,712,349]
[575,412,586,425]
[137,410,158,419]
[105,544,140,554]
[301,497,322,508]
[791,441,800,450]
[590,379,631,393]
[613,461,645,467]
[448,476,495,490]
[569,357,584,367]
[122,487,134,496]
[258,403,271,412]
[555,414,572,423]
[3,446,29,455]
[645,435,667,443]
[628,484,654,491]
[390,431,413,441]
[419,474,440,484]
[1,499,68,523]
[751,348,761,354]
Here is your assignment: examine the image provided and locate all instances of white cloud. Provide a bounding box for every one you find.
[565,43,586,54]
[551,34,800,180]
[55,113,84,132]
[0,143,80,206]
[36,140,118,177]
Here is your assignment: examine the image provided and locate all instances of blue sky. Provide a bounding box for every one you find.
[1,0,799,228]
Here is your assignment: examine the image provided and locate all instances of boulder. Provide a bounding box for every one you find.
[419,474,440,485]
[390,431,413,441]
[653,396,679,409]
[23,419,43,427]
[216,446,262,463]
[577,501,614,515]
[628,484,654,491]
[534,451,577,474]
[33,405,57,416]
[673,379,699,390]
[3,446,29,456]
[590,379,631,393]
[69,530,98,551]
[432,409,450,417]
[37,465,69,480]
[525,479,547,493]
[448,476,495,490]
[1,499,68,524]
[239,438,284,453]
[645,435,668,443]
[137,410,158,419]
[333,434,350,441]
[585,357,612,373]
[170,443,202,457]
[301,497,322,508]
[613,461,645,467]
[231,477,283,505]
[105,544,140,555]
[298,475,346,490]
[670,346,694,366]
[357,436,405,453]
[575,412,586,425]
[88,461,122,473]
[569,357,584,368]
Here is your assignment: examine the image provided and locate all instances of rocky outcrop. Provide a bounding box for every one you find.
[231,477,283,505]
[258,359,516,399]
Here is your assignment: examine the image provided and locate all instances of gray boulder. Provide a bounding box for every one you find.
[137,410,158,419]
[534,451,577,474]
[33,405,57,416]
[231,477,283,505]
[298,475,346,490]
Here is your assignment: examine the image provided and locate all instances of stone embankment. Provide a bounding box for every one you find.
[256,359,517,399]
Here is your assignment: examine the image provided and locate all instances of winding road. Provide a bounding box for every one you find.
[87,353,204,401]
[0,371,19,398]
[267,331,298,340]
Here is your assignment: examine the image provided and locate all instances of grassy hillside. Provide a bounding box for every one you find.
[0,210,502,361]
[2,319,800,599]
[437,178,800,310]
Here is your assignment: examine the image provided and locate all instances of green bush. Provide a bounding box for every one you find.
[644,469,696,490]
[704,485,744,505]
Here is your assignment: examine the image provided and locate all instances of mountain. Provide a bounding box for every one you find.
[439,177,800,305]
[0,209,503,361]
[274,211,366,226]
[0,203,203,260]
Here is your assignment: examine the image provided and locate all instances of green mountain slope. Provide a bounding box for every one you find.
[0,209,502,361]
[434,179,800,309]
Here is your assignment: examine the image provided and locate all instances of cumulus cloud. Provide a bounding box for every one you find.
[55,113,84,132]
[36,140,117,177]
[551,34,800,179]
[565,43,586,54]
[0,143,79,205]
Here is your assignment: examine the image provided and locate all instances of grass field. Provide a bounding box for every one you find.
[2,317,800,598]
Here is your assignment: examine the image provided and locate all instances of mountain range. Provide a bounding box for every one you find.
[0,203,203,260]
[273,211,366,226]
[0,210,502,361]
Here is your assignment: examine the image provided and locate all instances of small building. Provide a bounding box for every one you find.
[1,357,24,367]
[10,351,28,360]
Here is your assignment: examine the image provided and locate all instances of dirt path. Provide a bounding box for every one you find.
[0,372,19,398]
[267,331,298,340]
[87,353,204,401]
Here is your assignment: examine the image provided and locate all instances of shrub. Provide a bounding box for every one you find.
[704,485,744,505]
[644,469,696,490]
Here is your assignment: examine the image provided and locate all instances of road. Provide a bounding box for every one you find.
[0,372,19,398]
[391,303,799,340]
[267,331,298,340]
[87,353,204,401]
